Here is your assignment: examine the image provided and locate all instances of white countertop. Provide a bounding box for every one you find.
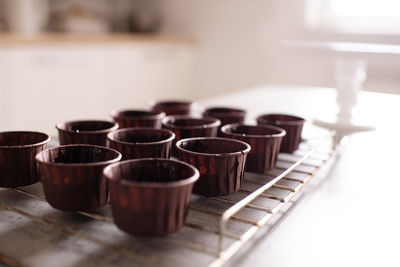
[0,85,398,267]
[200,85,400,267]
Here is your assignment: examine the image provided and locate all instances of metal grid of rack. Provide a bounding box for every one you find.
[0,133,339,267]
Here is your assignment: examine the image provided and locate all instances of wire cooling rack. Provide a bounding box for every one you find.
[0,132,339,267]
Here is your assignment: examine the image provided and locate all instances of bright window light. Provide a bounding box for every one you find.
[305,0,400,34]
[331,0,400,17]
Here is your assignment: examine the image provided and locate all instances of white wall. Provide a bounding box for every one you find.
[158,0,400,98]
[158,0,280,99]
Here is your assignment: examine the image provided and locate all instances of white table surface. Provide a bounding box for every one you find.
[200,85,400,267]
[0,85,398,267]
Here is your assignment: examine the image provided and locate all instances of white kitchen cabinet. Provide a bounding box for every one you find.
[0,36,196,134]
[107,43,196,109]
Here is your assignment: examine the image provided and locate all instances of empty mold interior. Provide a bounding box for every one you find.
[258,114,304,124]
[205,107,244,115]
[0,132,48,146]
[167,118,212,127]
[111,130,170,143]
[179,139,246,154]
[117,110,155,117]
[156,101,191,107]
[226,125,282,136]
[40,146,118,164]
[61,121,115,132]
[112,160,194,183]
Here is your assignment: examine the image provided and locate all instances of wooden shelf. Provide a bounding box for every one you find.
[0,33,195,46]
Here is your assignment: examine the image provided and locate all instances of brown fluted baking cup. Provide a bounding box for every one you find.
[152,100,194,116]
[110,109,165,129]
[162,115,220,156]
[107,128,174,160]
[256,114,305,153]
[221,124,285,173]
[203,107,247,136]
[104,158,199,236]
[0,131,50,187]
[36,144,121,211]
[56,120,118,146]
[176,137,250,196]
[203,107,246,125]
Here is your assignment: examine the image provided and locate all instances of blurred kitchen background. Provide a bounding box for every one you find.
[0,0,399,134]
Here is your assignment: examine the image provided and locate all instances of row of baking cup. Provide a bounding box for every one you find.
[0,101,304,236]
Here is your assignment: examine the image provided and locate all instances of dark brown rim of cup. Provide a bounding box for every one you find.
[0,131,51,149]
[103,158,200,188]
[110,109,165,120]
[203,107,246,117]
[56,120,119,134]
[107,128,175,146]
[162,115,221,130]
[152,100,194,107]
[221,124,286,139]
[36,144,122,167]
[256,114,305,126]
[176,137,251,157]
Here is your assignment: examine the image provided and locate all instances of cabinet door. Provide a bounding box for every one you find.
[0,43,196,134]
[108,43,196,109]
[0,49,12,130]
[2,46,109,134]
